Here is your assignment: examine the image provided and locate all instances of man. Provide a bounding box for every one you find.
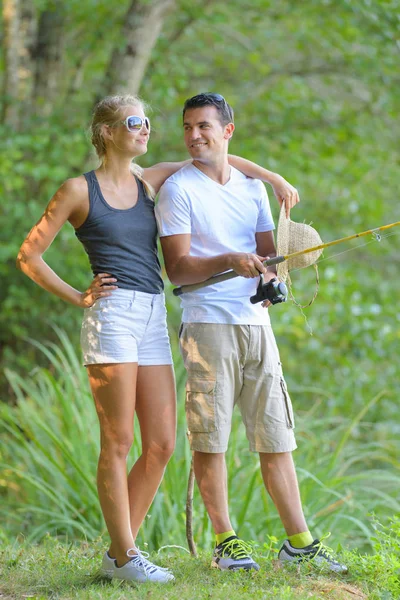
[156,93,347,573]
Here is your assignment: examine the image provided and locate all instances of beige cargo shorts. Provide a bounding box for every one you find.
[179,323,297,454]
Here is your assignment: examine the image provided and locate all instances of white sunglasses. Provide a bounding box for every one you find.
[118,115,151,133]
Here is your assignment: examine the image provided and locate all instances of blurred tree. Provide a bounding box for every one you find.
[0,0,399,395]
[103,0,176,97]
[1,0,176,124]
[2,0,21,127]
[32,6,65,117]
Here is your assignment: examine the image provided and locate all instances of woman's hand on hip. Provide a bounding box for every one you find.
[80,273,118,308]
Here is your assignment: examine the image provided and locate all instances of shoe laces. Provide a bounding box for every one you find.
[313,533,338,563]
[127,547,170,574]
[219,537,254,560]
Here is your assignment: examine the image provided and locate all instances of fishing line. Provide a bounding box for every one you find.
[288,229,400,274]
[276,228,400,334]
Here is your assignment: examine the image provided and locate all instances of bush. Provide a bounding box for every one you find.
[1,329,398,554]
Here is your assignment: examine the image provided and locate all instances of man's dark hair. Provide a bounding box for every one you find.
[183,93,234,126]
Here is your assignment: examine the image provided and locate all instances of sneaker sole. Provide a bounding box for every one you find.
[211,560,260,571]
[99,569,114,578]
[113,572,174,583]
[279,557,348,574]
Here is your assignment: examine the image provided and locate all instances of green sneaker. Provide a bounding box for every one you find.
[211,535,260,571]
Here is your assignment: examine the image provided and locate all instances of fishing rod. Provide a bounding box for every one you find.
[173,220,400,297]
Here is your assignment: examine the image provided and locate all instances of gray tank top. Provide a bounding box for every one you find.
[75,170,163,293]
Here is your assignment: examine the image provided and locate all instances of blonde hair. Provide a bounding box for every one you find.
[90,95,155,199]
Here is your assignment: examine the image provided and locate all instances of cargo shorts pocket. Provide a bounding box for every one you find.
[185,377,217,433]
[280,377,295,429]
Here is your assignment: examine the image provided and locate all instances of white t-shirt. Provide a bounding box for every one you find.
[156,164,275,325]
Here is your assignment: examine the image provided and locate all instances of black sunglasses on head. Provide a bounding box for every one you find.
[183,92,233,123]
[197,92,225,102]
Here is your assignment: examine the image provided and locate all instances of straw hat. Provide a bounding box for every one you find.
[276,202,323,283]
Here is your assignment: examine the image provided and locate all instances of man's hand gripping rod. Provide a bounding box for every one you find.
[173,256,285,296]
[172,220,400,297]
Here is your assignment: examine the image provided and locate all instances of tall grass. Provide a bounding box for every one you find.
[0,328,399,553]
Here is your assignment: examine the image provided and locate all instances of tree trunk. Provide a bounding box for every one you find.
[19,0,39,114]
[32,7,65,117]
[2,0,21,127]
[102,0,176,97]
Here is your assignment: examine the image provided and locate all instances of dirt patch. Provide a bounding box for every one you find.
[309,581,367,599]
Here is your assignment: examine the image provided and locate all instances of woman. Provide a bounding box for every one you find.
[17,94,299,583]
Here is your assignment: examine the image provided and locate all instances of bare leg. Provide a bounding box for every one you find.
[260,452,308,536]
[193,451,232,534]
[127,364,176,540]
[87,363,137,567]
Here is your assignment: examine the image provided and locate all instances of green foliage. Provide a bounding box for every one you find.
[362,517,400,596]
[0,331,398,556]
[0,329,101,540]
[0,123,94,377]
[1,0,399,388]
[0,2,399,582]
[1,525,399,599]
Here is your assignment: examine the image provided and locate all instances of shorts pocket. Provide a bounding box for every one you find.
[280,377,294,428]
[96,297,133,324]
[185,377,217,433]
[100,298,132,310]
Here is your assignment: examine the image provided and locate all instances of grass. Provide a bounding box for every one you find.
[1,534,398,600]
[0,273,399,598]
[0,328,399,554]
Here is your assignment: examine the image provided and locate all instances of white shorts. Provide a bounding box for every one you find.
[80,289,173,366]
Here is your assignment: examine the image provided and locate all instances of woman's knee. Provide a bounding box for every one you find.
[100,430,134,460]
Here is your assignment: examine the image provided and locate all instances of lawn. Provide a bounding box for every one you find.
[1,536,393,600]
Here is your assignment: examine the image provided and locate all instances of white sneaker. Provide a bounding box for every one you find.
[101,548,174,583]
[100,551,115,578]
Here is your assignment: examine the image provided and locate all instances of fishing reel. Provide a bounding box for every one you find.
[250,274,288,305]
